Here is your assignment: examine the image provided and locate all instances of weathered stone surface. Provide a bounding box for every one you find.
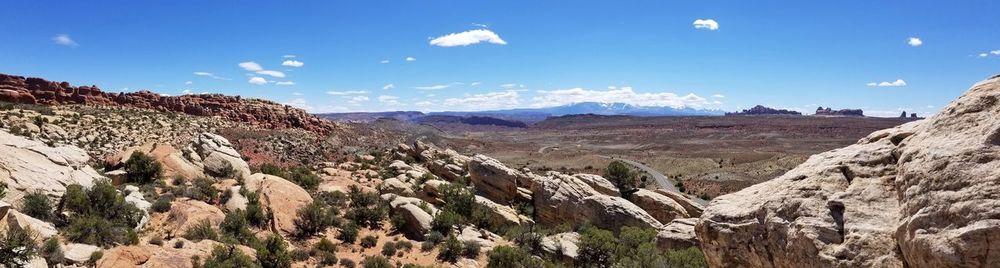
[456,226,502,251]
[124,185,151,230]
[165,199,225,236]
[657,218,699,251]
[107,143,204,181]
[243,173,313,236]
[654,189,705,218]
[381,177,415,196]
[542,232,580,260]
[534,172,663,231]
[223,185,248,212]
[184,133,251,179]
[0,129,102,202]
[474,195,531,227]
[64,243,102,264]
[2,209,58,242]
[631,189,689,225]
[382,193,435,239]
[96,239,255,268]
[468,154,538,205]
[697,76,1000,267]
[571,173,620,196]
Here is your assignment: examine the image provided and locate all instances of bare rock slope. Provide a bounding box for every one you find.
[696,75,1000,267]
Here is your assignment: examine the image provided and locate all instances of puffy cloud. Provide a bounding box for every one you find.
[378,95,401,105]
[867,79,907,87]
[693,19,719,30]
[275,81,295,86]
[405,57,416,62]
[326,90,369,95]
[255,70,285,78]
[248,77,267,85]
[283,98,312,110]
[980,53,989,58]
[239,61,263,71]
[52,34,79,47]
[993,50,1000,55]
[531,87,711,108]
[712,94,725,98]
[908,37,923,47]
[430,29,507,47]
[444,91,520,109]
[382,84,395,90]
[348,95,370,104]
[193,72,231,80]
[182,89,193,94]
[282,60,304,67]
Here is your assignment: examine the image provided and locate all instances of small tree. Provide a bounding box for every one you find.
[256,234,292,268]
[578,227,617,268]
[201,245,260,268]
[124,151,163,184]
[0,227,37,267]
[293,200,335,238]
[360,255,392,268]
[437,234,464,263]
[21,191,53,221]
[604,161,639,198]
[487,245,545,268]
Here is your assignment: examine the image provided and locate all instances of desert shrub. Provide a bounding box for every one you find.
[200,245,260,268]
[40,236,64,265]
[346,186,388,229]
[425,231,445,244]
[220,188,233,204]
[0,181,6,199]
[290,249,309,261]
[437,234,464,263]
[220,210,256,246]
[242,190,270,228]
[420,241,435,251]
[188,177,219,204]
[21,191,53,221]
[662,247,708,268]
[256,234,292,268]
[462,240,481,259]
[578,227,617,267]
[360,255,392,268]
[124,151,163,184]
[317,251,338,266]
[149,235,164,246]
[64,215,117,246]
[258,163,284,177]
[293,200,337,238]
[183,219,218,242]
[389,214,407,232]
[487,245,546,268]
[312,238,337,254]
[430,210,461,235]
[395,240,413,251]
[338,223,359,244]
[339,258,356,268]
[314,190,348,208]
[175,240,185,248]
[286,166,320,191]
[152,196,172,213]
[381,241,397,257]
[604,161,638,198]
[125,229,140,245]
[360,235,378,248]
[0,227,37,267]
[87,251,103,266]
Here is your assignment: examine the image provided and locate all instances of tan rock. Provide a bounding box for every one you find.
[631,189,689,225]
[533,172,663,231]
[382,193,435,239]
[468,154,539,205]
[0,129,103,202]
[657,218,699,251]
[2,210,58,242]
[474,195,531,227]
[107,143,204,181]
[654,189,704,218]
[64,243,102,264]
[182,133,251,179]
[571,173,620,196]
[542,232,580,260]
[381,177,415,196]
[244,173,313,236]
[97,239,255,268]
[165,199,225,236]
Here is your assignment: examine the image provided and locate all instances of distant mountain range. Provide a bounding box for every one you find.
[317,102,724,124]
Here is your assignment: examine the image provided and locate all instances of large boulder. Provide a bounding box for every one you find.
[182,133,251,180]
[106,143,204,182]
[64,243,103,264]
[1,209,58,242]
[657,218,699,251]
[468,154,538,205]
[571,173,620,196]
[123,185,152,230]
[542,232,580,261]
[165,199,225,236]
[631,189,690,225]
[243,173,313,236]
[474,195,532,227]
[654,189,704,217]
[456,226,503,251]
[696,76,1000,267]
[0,129,103,202]
[97,239,255,268]
[533,172,663,230]
[381,194,435,239]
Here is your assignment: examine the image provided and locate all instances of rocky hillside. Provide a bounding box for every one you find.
[696,75,1000,267]
[0,73,334,133]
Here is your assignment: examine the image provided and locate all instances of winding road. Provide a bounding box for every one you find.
[598,155,709,206]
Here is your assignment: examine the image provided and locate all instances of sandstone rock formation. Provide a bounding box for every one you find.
[0,129,103,202]
[96,239,255,268]
[533,172,663,231]
[654,189,704,218]
[184,133,251,180]
[243,173,313,236]
[697,76,1000,267]
[725,105,802,116]
[656,218,699,251]
[542,232,580,261]
[165,199,225,236]
[814,106,865,117]
[468,154,538,205]
[64,243,103,264]
[630,189,689,225]
[0,73,335,133]
[107,143,204,182]
[382,194,436,239]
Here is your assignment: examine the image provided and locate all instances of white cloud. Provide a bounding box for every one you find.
[292,92,303,96]
[182,89,193,94]
[471,23,489,28]
[52,34,79,47]
[255,70,286,78]
[405,57,416,62]
[283,55,296,58]
[693,19,719,31]
[444,91,520,109]
[531,87,711,108]
[415,84,453,90]
[193,72,231,80]
[185,81,193,85]
[500,83,525,89]
[326,90,369,96]
[993,50,1000,55]
[382,84,395,90]
[378,95,401,105]
[712,94,725,98]
[248,77,268,85]
[470,82,481,86]
[283,98,312,110]
[239,61,263,71]
[275,81,295,86]
[160,93,172,97]
[415,101,434,107]
[348,96,370,104]
[381,60,390,64]
[282,60,304,67]
[908,37,923,47]
[867,79,907,87]
[980,53,990,58]
[430,29,507,47]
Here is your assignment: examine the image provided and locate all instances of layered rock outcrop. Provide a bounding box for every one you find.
[696,75,1000,267]
[0,129,103,202]
[814,106,864,117]
[0,73,335,133]
[533,171,663,231]
[243,173,313,236]
[468,154,538,204]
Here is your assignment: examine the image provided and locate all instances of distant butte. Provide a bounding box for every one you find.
[725,105,802,116]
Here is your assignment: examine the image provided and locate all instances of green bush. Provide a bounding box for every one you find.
[152,197,172,213]
[256,234,291,268]
[183,219,218,242]
[380,241,397,257]
[487,245,546,268]
[0,227,38,267]
[293,200,337,238]
[339,258,356,268]
[59,180,143,247]
[188,177,219,204]
[430,210,461,235]
[124,151,163,184]
[290,249,309,261]
[315,190,348,208]
[662,247,708,268]
[425,231,445,244]
[220,210,256,246]
[437,234,464,263]
[150,236,164,246]
[346,186,387,229]
[312,238,337,254]
[200,245,260,268]
[317,251,338,266]
[287,166,319,191]
[360,255,392,268]
[242,190,270,228]
[125,229,140,245]
[390,214,407,233]
[462,240,481,259]
[395,240,413,252]
[578,227,617,267]
[21,191,53,221]
[174,240,185,248]
[338,223,359,244]
[360,235,378,248]
[40,237,64,265]
[420,241,435,252]
[605,161,639,198]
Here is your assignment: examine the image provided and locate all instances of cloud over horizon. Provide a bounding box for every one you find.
[531,87,712,108]
[867,79,907,87]
[430,29,507,47]
[693,19,719,30]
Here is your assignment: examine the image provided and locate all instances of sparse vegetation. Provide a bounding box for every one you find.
[360,235,378,248]
[256,234,292,268]
[605,161,639,198]
[184,219,219,242]
[360,255,392,268]
[59,180,143,247]
[487,245,546,268]
[339,222,360,244]
[345,185,388,229]
[21,190,54,221]
[198,245,260,268]
[124,151,163,184]
[293,200,339,238]
[437,234,464,263]
[0,226,37,267]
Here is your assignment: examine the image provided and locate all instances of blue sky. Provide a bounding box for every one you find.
[1,1,999,116]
